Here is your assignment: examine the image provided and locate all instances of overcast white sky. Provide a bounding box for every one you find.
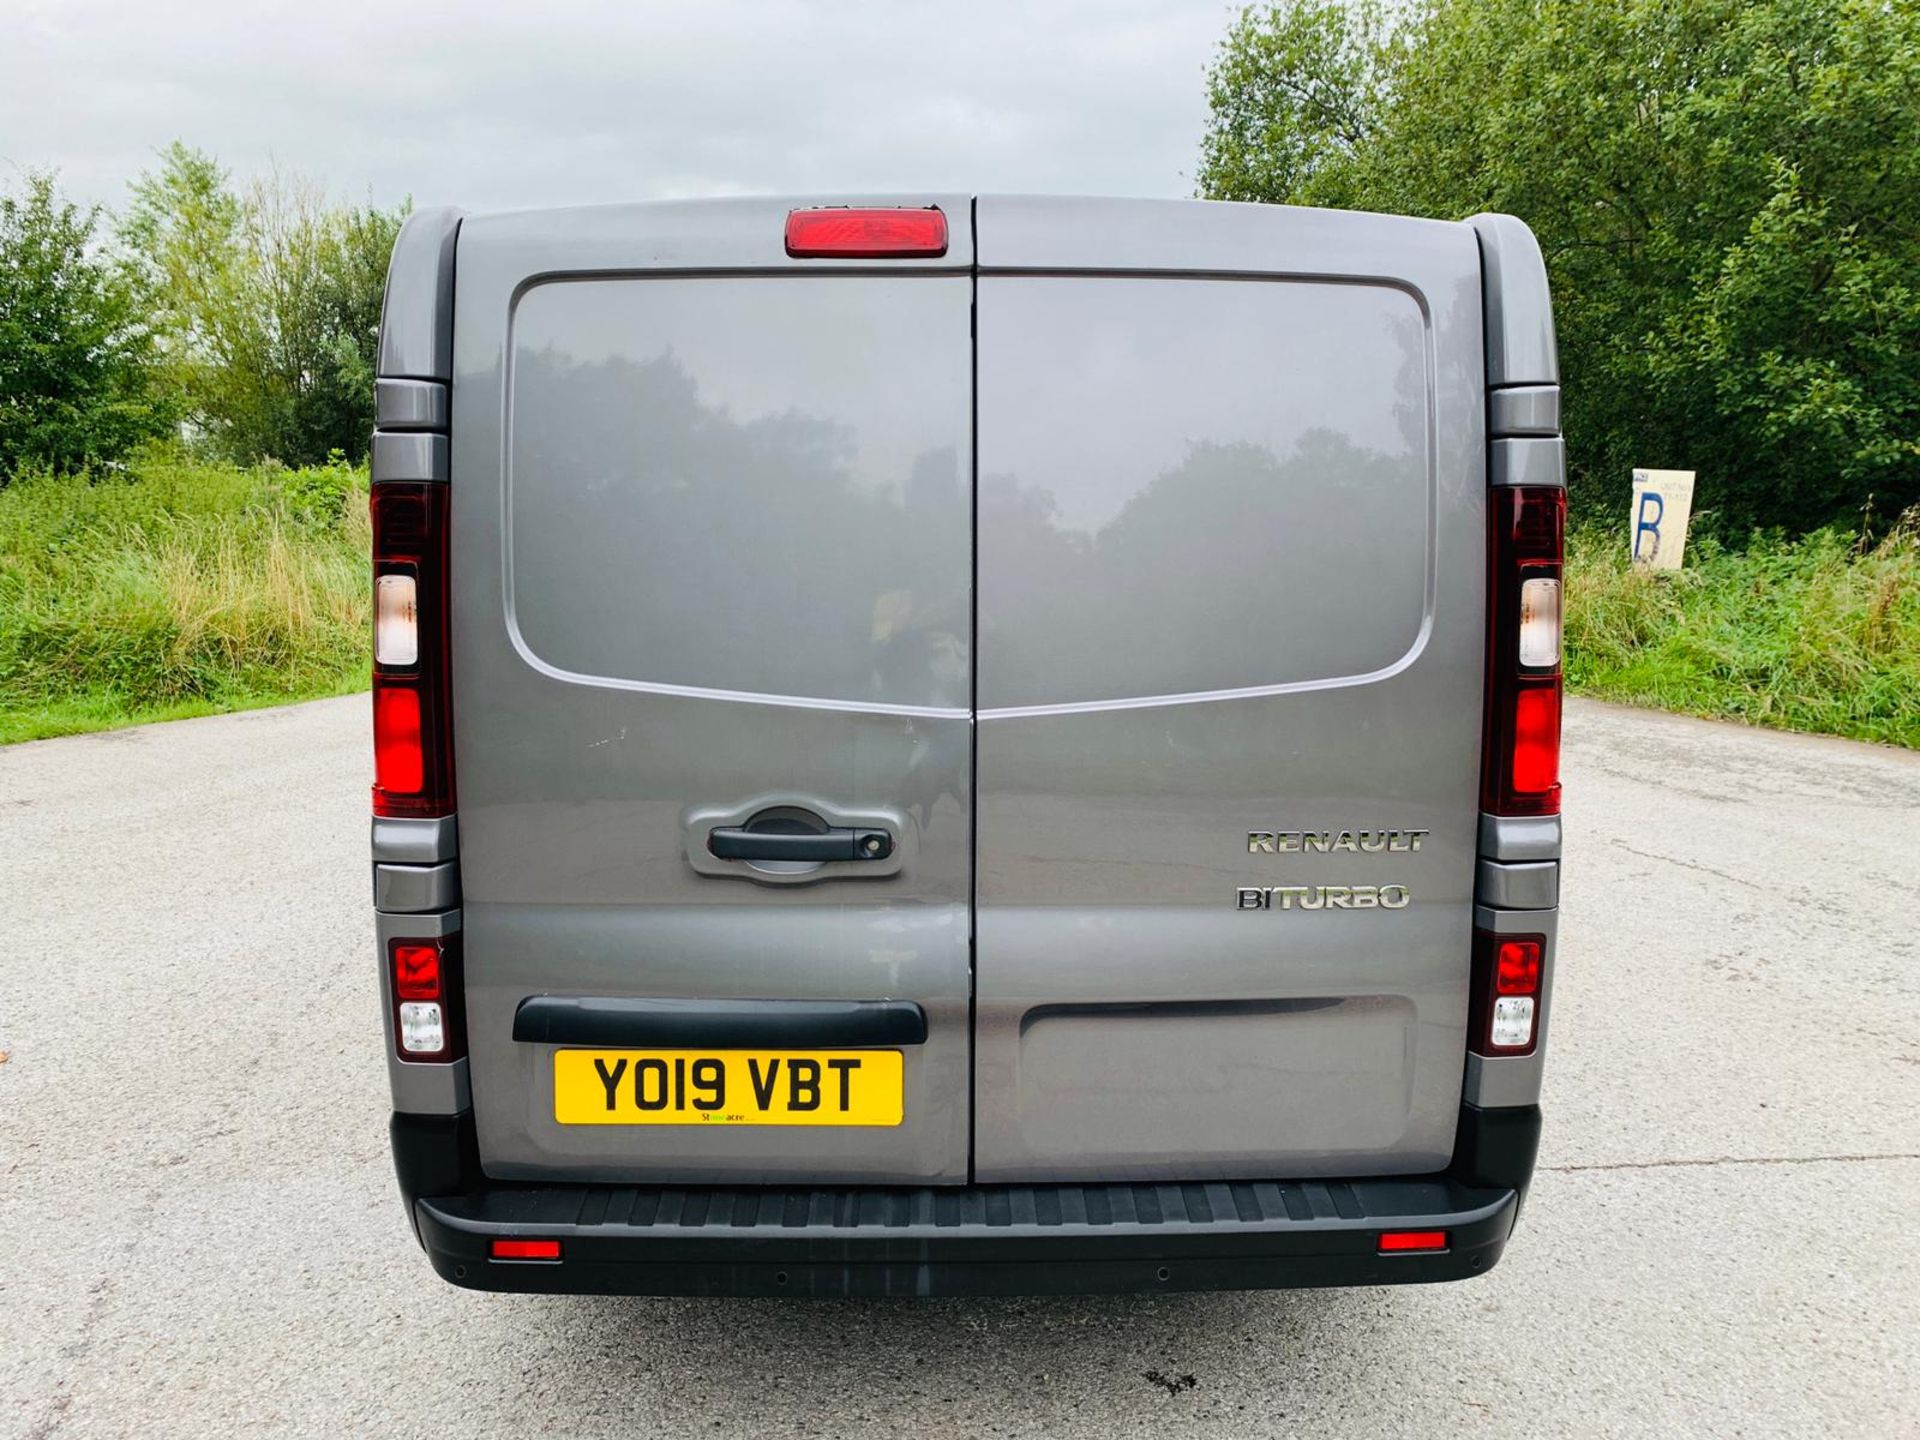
[3,0,1233,216]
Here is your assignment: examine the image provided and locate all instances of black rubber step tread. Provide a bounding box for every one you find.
[427,1175,1504,1237]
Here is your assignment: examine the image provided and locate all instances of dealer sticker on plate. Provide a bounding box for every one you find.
[553,1049,904,1126]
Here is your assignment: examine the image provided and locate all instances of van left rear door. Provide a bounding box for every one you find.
[448,197,975,1184]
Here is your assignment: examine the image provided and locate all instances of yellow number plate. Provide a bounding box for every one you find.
[553,1049,904,1126]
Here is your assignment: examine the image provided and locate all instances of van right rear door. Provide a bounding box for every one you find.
[969,197,1489,1183]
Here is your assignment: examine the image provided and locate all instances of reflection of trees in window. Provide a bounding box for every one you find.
[982,429,1423,709]
[510,346,968,710]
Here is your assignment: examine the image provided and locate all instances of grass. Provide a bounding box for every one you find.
[1,455,1915,751]
[0,452,370,743]
[1565,515,1920,748]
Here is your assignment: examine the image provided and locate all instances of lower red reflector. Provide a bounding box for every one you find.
[1379,1230,1449,1253]
[490,1238,561,1261]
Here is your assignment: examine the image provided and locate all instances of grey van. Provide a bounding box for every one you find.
[368,195,1564,1297]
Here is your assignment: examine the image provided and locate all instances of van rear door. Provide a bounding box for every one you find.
[449,198,975,1184]
[970,197,1487,1182]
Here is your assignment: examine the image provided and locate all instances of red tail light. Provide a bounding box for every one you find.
[373,688,425,794]
[1482,485,1564,815]
[389,934,464,1061]
[1470,929,1545,1056]
[371,483,453,817]
[785,207,948,258]
[490,1238,561,1261]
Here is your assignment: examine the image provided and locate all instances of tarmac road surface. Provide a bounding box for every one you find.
[2,695,1916,1437]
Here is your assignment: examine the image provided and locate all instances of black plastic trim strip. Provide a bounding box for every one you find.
[511,996,929,1048]
[1448,1102,1543,1194]
[390,1111,482,1243]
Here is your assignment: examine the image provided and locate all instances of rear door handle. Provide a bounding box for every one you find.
[707,827,894,862]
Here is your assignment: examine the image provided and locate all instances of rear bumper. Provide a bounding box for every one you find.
[392,1105,1540,1297]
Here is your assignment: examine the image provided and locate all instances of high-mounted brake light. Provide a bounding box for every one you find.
[1482,486,1564,815]
[1471,930,1545,1056]
[371,483,454,817]
[389,935,464,1062]
[785,207,948,259]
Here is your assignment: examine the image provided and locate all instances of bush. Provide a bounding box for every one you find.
[1565,515,1920,746]
[0,452,370,741]
[0,174,173,475]
[120,143,405,467]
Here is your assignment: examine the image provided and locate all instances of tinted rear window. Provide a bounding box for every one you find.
[977,276,1433,710]
[506,275,971,710]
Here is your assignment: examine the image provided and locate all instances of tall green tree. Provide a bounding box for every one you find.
[120,142,405,466]
[0,173,172,475]
[1201,0,1920,533]
[117,142,258,450]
